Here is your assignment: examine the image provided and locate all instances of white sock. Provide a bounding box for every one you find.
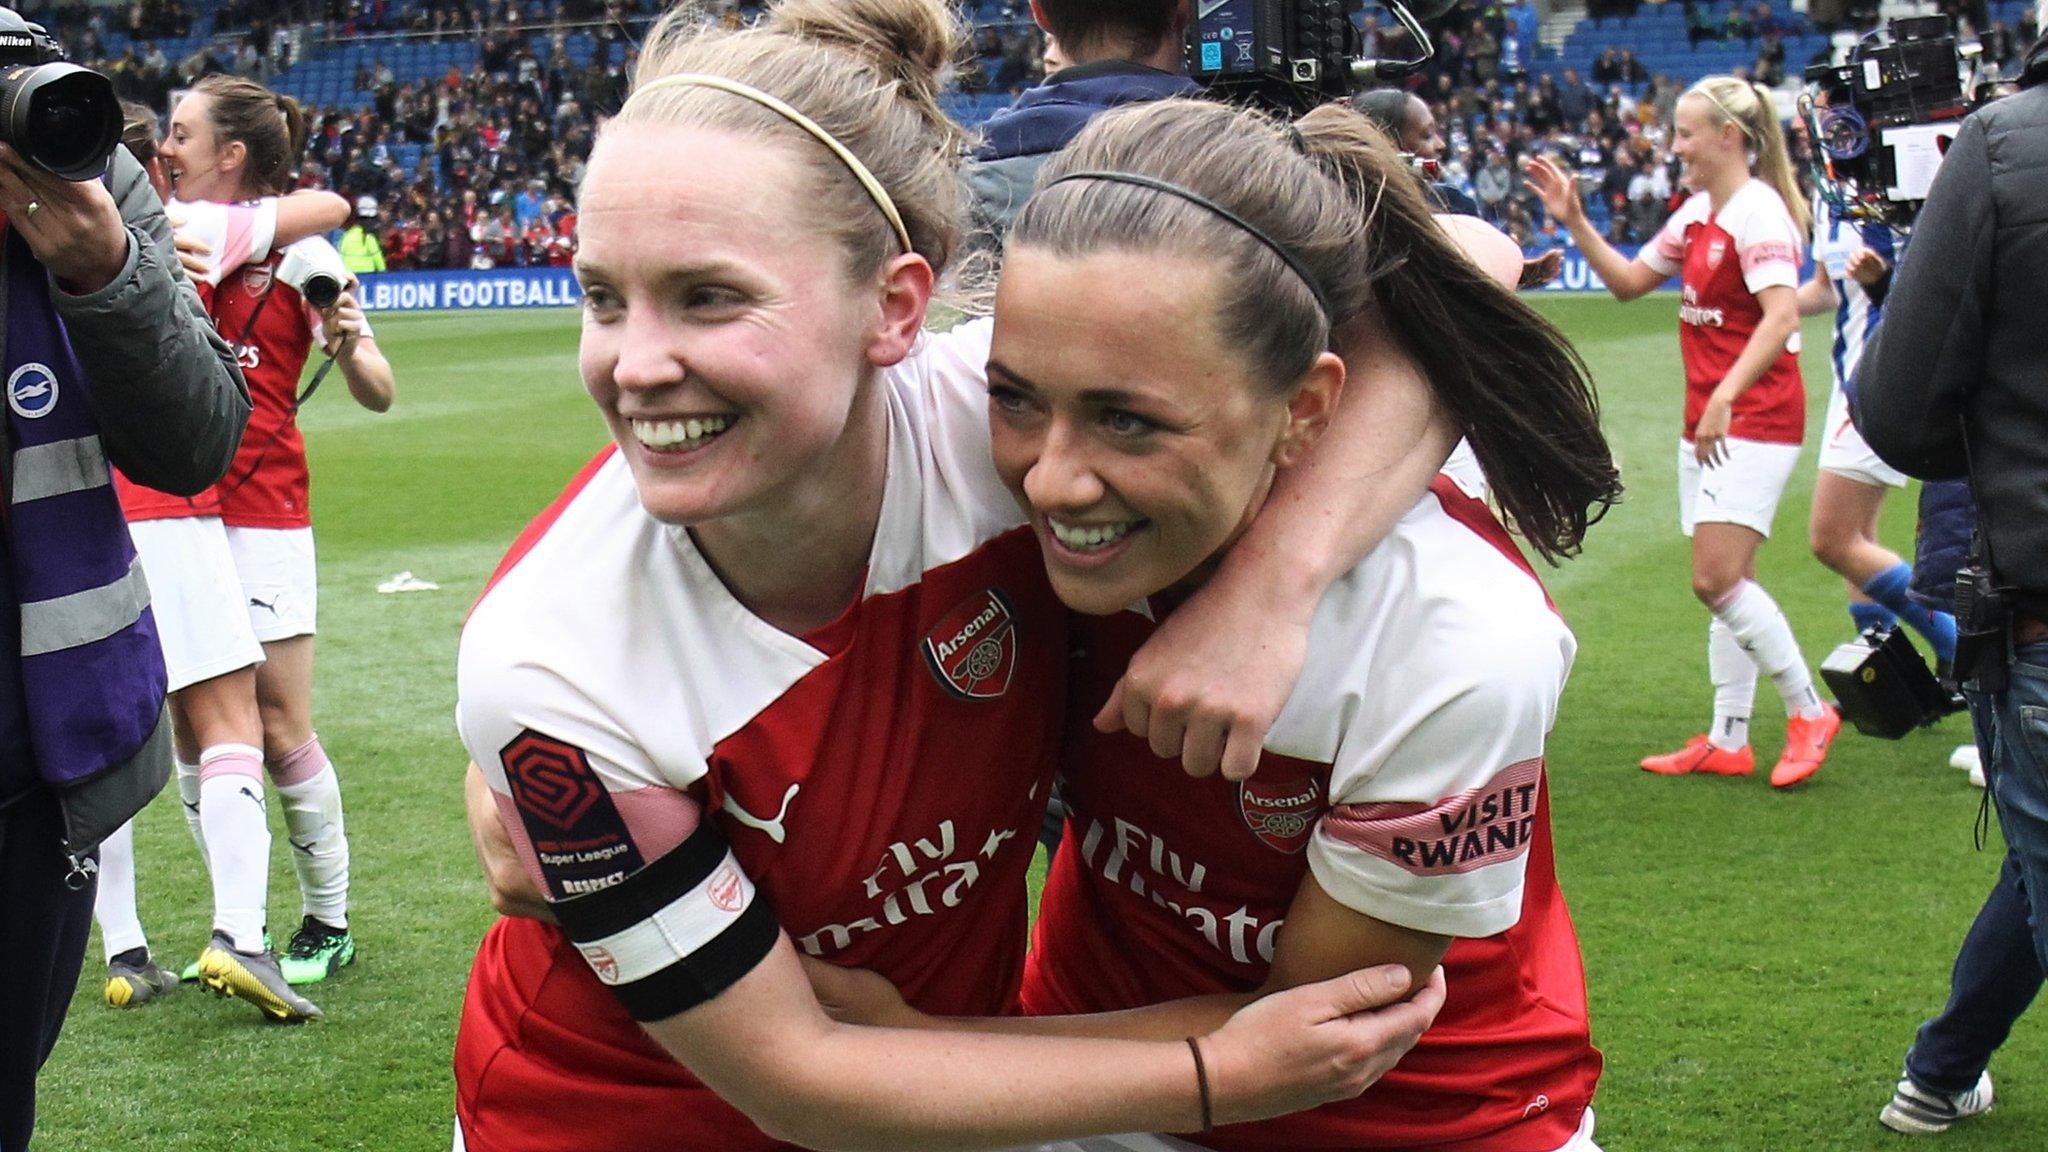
[1708,619,1758,750]
[175,757,207,857]
[198,743,271,953]
[93,818,149,961]
[1712,581,1826,720]
[271,738,350,929]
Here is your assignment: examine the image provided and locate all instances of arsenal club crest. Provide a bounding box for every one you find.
[923,588,1018,700]
[1705,237,1728,271]
[242,264,275,296]
[1239,768,1325,855]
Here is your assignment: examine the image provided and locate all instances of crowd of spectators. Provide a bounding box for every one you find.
[30,0,2044,270]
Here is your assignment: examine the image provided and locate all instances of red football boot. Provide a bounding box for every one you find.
[1640,735,1755,776]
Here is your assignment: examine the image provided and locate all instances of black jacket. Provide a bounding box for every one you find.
[1857,42,2048,601]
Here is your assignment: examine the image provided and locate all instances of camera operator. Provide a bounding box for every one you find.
[0,21,247,1152]
[967,0,1199,243]
[1855,19,2048,1136]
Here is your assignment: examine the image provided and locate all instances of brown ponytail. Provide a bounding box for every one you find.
[1015,97,1619,562]
[192,74,309,195]
[1294,102,1621,561]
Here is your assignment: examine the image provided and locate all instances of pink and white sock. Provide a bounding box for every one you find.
[270,735,350,929]
[198,743,270,953]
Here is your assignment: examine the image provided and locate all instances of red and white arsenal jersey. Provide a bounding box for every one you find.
[453,323,1067,1152]
[115,198,280,522]
[1024,477,1600,1152]
[1642,179,1806,445]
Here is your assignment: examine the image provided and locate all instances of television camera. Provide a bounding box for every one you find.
[1799,16,1984,229]
[1187,0,1461,114]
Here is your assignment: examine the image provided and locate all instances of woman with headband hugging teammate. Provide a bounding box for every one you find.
[1527,77,1842,788]
[451,2,1487,1149]
[811,96,1621,1152]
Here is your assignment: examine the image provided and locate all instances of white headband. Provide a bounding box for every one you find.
[627,72,914,255]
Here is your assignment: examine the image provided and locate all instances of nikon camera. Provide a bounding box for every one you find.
[0,6,121,181]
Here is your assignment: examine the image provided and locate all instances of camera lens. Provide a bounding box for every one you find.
[1,63,121,181]
[301,272,343,311]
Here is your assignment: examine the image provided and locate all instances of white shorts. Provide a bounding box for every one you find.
[129,517,264,693]
[1021,1108,1602,1152]
[1818,386,1908,488]
[226,525,317,642]
[1677,437,1802,538]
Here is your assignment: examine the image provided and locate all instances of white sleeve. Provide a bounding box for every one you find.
[1307,618,1568,939]
[1734,190,1803,294]
[169,197,279,286]
[457,616,775,1021]
[1639,195,1700,277]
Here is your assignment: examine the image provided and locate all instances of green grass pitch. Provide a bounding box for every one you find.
[40,299,2039,1150]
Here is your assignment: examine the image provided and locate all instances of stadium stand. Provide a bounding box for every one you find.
[25,0,2041,267]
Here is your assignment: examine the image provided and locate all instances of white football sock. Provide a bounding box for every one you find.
[198,743,271,953]
[176,757,206,858]
[270,736,349,929]
[1713,580,1827,721]
[93,818,148,961]
[1707,619,1758,750]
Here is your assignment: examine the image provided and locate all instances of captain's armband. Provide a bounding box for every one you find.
[550,819,780,1022]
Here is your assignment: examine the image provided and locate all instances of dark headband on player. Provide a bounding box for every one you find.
[1043,171,1334,320]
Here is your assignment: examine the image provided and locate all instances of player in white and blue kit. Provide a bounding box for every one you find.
[1797,199,1956,667]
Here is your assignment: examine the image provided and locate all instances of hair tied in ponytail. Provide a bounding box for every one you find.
[1045,169,1335,320]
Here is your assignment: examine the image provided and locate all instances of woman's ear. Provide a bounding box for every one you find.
[866,252,937,370]
[1272,351,1346,469]
[219,138,248,179]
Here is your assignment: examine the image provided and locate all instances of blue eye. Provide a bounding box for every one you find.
[1103,409,1156,437]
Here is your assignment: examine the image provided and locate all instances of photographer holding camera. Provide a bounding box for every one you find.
[1855,18,2048,1136]
[0,7,247,1147]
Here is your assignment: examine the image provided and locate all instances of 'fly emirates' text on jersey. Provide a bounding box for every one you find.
[453,323,1065,1152]
[1025,477,1601,1152]
[117,202,346,528]
[1643,179,1806,445]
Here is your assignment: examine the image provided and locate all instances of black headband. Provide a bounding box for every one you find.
[1043,171,1334,320]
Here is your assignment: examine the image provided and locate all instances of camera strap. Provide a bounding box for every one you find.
[204,266,339,505]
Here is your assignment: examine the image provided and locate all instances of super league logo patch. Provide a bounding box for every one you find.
[499,729,648,901]
[1239,768,1325,855]
[923,588,1018,700]
[501,730,604,831]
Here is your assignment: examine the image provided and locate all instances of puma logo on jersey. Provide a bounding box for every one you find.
[725,783,799,844]
[923,588,1018,700]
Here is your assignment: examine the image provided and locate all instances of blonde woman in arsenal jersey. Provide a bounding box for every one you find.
[1529,76,1842,789]
[450,4,1486,1150]
[804,98,1620,1152]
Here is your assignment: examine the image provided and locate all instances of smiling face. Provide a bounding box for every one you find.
[573,123,889,528]
[1672,93,1746,189]
[1399,95,1445,163]
[988,247,1338,616]
[160,92,238,202]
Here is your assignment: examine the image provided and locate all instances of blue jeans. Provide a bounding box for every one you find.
[1904,640,2048,1093]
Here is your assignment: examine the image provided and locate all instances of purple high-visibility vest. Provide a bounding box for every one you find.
[3,226,166,789]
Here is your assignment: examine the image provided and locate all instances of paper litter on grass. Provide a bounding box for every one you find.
[377,571,441,594]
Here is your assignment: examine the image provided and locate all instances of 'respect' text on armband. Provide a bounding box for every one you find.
[548,818,780,1022]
